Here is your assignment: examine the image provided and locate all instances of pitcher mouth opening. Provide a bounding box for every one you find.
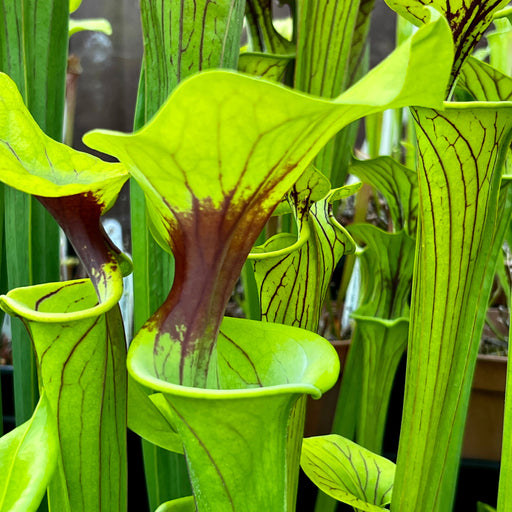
[128,316,340,400]
[127,366,324,400]
[0,276,123,323]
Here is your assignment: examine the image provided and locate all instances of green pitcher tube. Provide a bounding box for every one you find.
[0,277,127,512]
[128,317,340,512]
[392,102,512,512]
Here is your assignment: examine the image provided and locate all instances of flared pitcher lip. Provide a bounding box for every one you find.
[127,361,327,400]
[127,316,341,400]
[0,276,123,323]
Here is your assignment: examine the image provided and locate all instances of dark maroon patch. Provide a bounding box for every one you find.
[37,193,121,292]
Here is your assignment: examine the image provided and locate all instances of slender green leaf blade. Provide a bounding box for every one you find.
[0,392,58,512]
[327,0,376,188]
[5,187,38,425]
[0,0,69,139]
[22,0,69,141]
[0,2,25,96]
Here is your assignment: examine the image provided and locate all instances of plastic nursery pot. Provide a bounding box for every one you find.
[128,317,340,512]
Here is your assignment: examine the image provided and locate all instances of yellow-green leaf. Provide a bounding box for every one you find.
[301,435,395,511]
[0,393,58,512]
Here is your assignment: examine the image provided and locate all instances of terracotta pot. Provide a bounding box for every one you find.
[462,354,507,461]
